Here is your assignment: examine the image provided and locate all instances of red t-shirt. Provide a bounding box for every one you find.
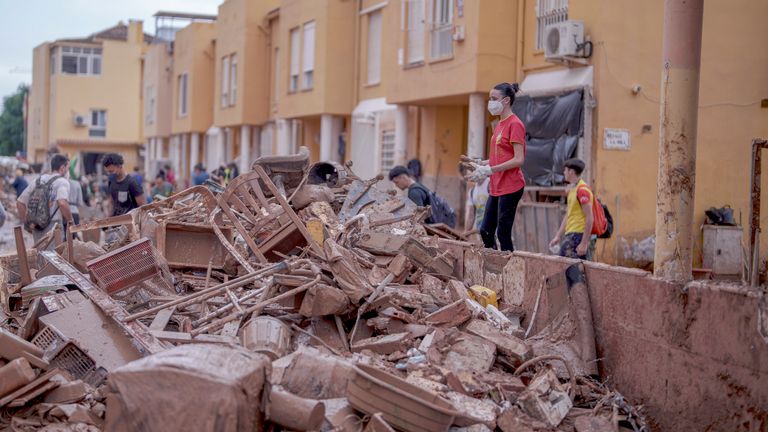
[489,114,526,196]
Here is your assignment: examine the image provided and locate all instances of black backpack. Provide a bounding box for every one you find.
[598,201,613,239]
[410,184,457,228]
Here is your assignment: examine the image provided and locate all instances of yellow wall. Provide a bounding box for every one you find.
[356,1,393,102]
[214,0,278,127]
[172,22,216,134]
[386,0,518,105]
[519,0,768,266]
[278,0,356,119]
[48,38,144,144]
[142,43,173,139]
[27,43,51,162]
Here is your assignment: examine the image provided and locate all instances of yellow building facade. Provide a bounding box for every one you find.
[513,0,768,265]
[27,21,151,172]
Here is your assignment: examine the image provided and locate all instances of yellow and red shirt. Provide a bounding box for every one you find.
[565,179,594,234]
[489,114,526,196]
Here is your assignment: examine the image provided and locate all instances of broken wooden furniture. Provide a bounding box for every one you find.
[216,166,322,263]
[251,146,310,197]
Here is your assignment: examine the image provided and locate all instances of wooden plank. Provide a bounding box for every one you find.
[0,368,62,408]
[13,226,32,286]
[8,381,60,408]
[149,306,176,331]
[40,251,168,355]
[151,330,193,344]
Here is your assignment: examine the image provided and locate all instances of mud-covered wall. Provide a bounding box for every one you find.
[459,247,768,431]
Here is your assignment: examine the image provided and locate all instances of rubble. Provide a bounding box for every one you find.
[0,155,648,431]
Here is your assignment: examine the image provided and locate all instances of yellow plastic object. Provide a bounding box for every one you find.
[306,218,325,245]
[467,285,498,309]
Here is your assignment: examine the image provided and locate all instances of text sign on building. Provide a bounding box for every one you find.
[603,128,631,151]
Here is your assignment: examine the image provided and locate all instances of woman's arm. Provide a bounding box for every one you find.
[490,143,525,173]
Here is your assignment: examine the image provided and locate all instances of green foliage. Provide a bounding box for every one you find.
[0,84,29,156]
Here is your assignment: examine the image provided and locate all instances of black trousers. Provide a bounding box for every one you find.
[480,188,524,251]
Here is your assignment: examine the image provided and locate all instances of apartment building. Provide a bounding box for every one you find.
[169,21,217,183]
[210,0,280,176]
[27,21,152,172]
[143,12,215,185]
[512,0,768,264]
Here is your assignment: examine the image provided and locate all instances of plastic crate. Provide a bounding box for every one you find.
[48,340,107,387]
[31,325,63,350]
[86,238,160,295]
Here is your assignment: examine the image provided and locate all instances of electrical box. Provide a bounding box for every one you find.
[702,225,743,277]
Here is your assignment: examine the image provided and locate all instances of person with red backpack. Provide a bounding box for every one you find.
[549,158,608,260]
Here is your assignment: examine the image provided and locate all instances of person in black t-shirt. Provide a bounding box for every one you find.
[102,153,146,216]
[388,165,433,223]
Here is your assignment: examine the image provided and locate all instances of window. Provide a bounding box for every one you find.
[89,110,106,137]
[230,54,237,106]
[59,46,102,75]
[221,56,229,107]
[380,130,396,174]
[367,11,382,85]
[405,0,425,65]
[430,0,453,59]
[178,74,188,117]
[274,47,280,102]
[536,0,569,50]
[145,85,155,125]
[302,21,316,90]
[289,28,300,92]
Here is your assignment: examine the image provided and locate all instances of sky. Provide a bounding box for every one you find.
[0,0,221,103]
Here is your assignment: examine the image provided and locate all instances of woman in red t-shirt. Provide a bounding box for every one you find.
[466,82,526,251]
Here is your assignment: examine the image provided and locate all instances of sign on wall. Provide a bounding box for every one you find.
[603,128,631,151]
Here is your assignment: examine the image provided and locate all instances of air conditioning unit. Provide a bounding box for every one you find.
[545,20,585,60]
[73,114,87,127]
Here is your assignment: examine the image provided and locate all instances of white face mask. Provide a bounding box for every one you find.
[487,100,504,116]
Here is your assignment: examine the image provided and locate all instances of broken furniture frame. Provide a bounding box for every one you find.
[216,166,323,263]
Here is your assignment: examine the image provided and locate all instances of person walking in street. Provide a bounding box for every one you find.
[16,154,74,248]
[103,153,146,216]
[192,163,209,186]
[64,177,85,238]
[465,82,526,251]
[151,174,174,199]
[11,169,28,198]
[549,158,597,260]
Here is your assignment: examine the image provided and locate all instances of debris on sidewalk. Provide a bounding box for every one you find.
[0,155,647,432]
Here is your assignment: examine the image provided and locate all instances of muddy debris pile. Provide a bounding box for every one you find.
[0,152,647,431]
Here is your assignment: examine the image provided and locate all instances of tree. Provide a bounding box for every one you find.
[0,84,29,156]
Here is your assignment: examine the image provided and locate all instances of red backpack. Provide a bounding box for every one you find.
[577,184,608,237]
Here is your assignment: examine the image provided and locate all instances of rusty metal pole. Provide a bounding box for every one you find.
[653,0,704,281]
[748,139,768,286]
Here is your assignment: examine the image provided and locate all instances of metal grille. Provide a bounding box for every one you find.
[49,341,106,386]
[31,325,63,350]
[380,130,396,175]
[86,238,160,295]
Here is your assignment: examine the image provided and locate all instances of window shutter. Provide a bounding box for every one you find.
[302,21,316,73]
[367,11,382,84]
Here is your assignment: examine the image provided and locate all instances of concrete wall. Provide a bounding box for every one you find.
[48,38,143,144]
[385,0,518,105]
[520,0,768,266]
[172,22,216,134]
[142,43,173,139]
[214,0,279,127]
[278,0,356,118]
[460,247,768,431]
[27,43,51,162]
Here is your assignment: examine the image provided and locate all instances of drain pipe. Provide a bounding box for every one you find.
[653,0,704,281]
[748,139,768,286]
